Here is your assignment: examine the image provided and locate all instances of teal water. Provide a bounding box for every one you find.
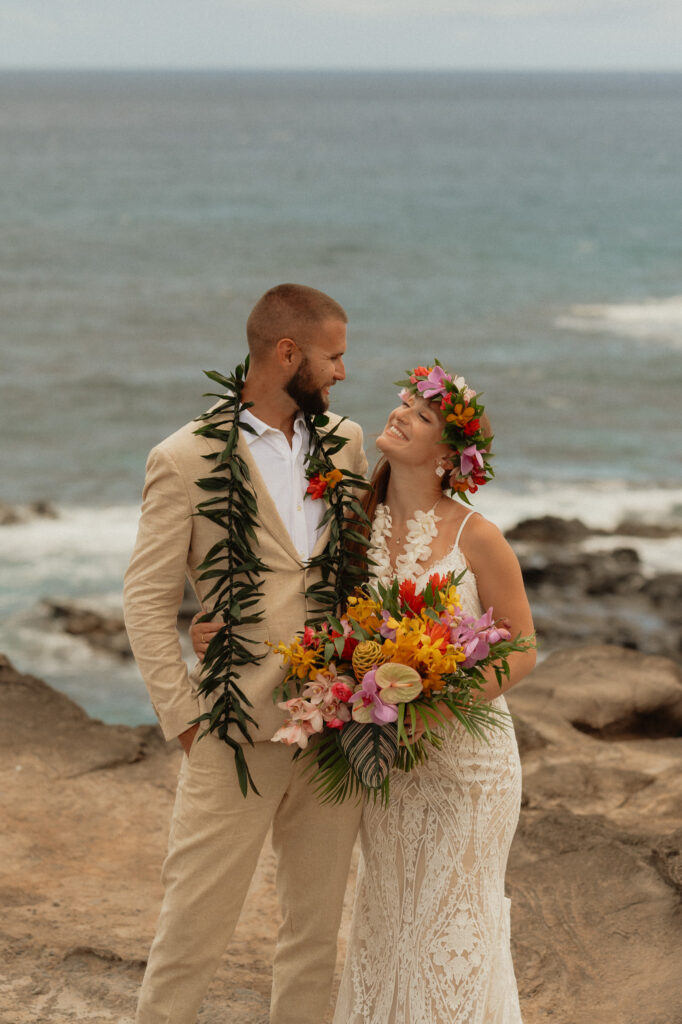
[2,70,681,502]
[1,70,681,723]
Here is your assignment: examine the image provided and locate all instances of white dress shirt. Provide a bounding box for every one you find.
[240,408,324,561]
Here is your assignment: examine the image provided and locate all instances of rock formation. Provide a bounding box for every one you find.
[2,646,681,1024]
[0,500,58,526]
[505,645,682,1024]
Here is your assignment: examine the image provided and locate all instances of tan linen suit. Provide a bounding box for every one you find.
[124,410,367,1024]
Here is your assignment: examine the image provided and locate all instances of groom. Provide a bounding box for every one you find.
[124,284,367,1024]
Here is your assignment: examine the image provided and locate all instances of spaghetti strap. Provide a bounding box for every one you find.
[454,510,477,549]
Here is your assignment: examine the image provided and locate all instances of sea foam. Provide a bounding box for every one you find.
[555,295,682,347]
[1,483,680,617]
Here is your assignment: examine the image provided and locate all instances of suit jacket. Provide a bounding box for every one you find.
[123,410,368,743]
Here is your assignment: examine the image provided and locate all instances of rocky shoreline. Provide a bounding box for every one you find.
[510,515,682,661]
[24,510,682,665]
[2,646,681,1024]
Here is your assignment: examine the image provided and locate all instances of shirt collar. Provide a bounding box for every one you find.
[240,408,307,446]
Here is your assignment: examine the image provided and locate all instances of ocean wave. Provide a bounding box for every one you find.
[1,484,680,610]
[0,505,138,602]
[555,295,682,347]
[473,480,682,535]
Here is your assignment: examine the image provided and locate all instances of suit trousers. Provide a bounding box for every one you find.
[136,733,362,1024]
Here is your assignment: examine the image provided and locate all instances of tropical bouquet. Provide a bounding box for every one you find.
[271,570,535,804]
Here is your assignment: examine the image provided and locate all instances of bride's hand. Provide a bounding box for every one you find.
[401,716,426,745]
[190,614,222,661]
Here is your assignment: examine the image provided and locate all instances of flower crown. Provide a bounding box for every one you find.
[396,360,494,499]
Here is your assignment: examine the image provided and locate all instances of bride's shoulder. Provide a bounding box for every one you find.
[438,500,497,544]
[459,510,521,575]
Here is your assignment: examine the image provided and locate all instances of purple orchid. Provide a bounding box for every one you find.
[459,444,484,476]
[349,669,398,725]
[454,608,511,668]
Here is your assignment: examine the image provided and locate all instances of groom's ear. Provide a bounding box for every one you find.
[275,337,299,366]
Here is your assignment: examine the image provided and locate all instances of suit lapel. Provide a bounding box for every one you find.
[310,514,332,559]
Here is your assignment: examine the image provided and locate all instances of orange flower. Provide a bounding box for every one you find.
[446,403,476,428]
[323,468,343,490]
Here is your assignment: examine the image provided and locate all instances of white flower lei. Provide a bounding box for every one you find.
[368,502,441,587]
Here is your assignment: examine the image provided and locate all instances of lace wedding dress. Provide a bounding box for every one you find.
[333,505,523,1024]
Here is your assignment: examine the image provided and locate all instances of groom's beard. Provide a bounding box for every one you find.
[285,358,328,416]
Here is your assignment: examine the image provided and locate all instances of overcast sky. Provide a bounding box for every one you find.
[0,0,680,71]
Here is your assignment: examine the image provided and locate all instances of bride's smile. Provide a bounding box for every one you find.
[377,395,453,477]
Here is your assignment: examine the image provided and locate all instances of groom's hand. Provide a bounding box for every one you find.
[178,723,199,756]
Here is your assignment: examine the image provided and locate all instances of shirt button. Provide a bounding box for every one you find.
[296,504,302,511]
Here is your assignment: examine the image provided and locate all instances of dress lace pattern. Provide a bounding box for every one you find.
[334,508,523,1024]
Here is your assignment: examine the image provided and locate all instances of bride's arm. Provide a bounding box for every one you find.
[461,516,537,701]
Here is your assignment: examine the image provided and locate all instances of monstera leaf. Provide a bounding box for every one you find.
[338,721,399,790]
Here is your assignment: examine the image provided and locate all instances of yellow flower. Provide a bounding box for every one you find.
[414,640,465,680]
[381,625,423,669]
[323,468,344,489]
[273,641,323,679]
[346,593,383,632]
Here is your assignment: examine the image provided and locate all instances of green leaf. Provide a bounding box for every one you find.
[333,636,346,657]
[338,722,399,791]
[203,369,234,388]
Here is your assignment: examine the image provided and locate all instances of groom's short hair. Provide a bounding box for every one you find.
[246,284,348,358]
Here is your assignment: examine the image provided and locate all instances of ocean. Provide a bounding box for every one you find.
[1,70,681,723]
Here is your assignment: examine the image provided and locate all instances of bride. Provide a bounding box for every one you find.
[192,364,536,1024]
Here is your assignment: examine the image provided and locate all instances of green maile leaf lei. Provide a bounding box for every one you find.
[190,358,371,797]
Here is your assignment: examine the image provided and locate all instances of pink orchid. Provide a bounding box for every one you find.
[379,609,398,641]
[302,665,354,707]
[271,719,319,748]
[416,365,451,400]
[277,697,324,732]
[321,701,351,725]
[302,678,331,704]
[459,444,484,476]
[349,669,398,725]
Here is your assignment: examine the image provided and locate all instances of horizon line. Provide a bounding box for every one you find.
[1,65,681,75]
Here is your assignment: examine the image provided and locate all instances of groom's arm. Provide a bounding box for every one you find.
[354,424,369,479]
[346,420,368,482]
[123,444,198,742]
